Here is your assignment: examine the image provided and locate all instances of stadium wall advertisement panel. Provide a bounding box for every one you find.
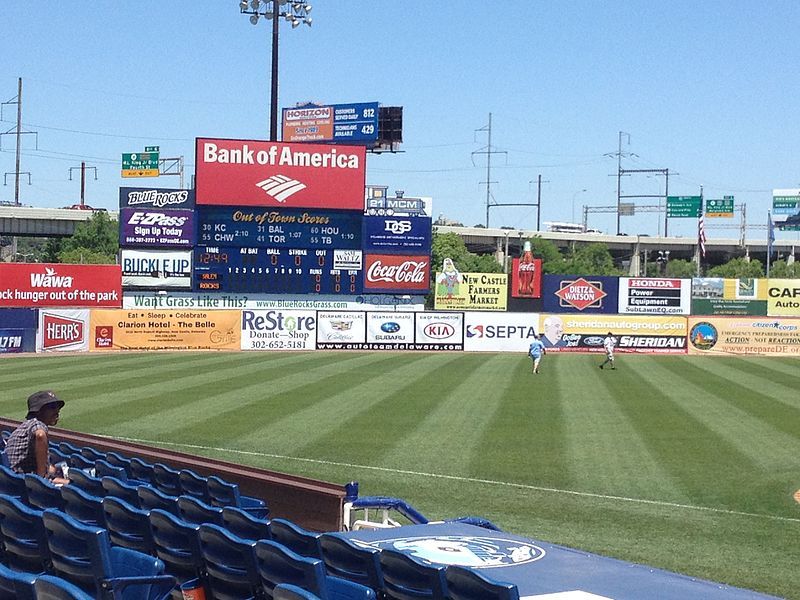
[89,309,240,350]
[363,254,430,294]
[362,215,432,254]
[463,312,539,352]
[766,279,800,316]
[691,278,768,316]
[119,187,195,209]
[618,278,690,314]
[119,208,196,248]
[316,311,367,348]
[510,257,543,299]
[414,312,464,350]
[539,313,687,353]
[121,249,193,289]
[0,328,27,353]
[687,316,800,355]
[542,275,619,314]
[37,309,89,353]
[0,264,121,308]
[195,138,366,209]
[240,309,317,351]
[433,272,508,311]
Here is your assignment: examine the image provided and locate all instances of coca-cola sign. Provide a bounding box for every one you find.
[363,254,430,293]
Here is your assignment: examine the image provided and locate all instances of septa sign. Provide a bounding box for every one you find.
[195,138,366,209]
[363,254,430,293]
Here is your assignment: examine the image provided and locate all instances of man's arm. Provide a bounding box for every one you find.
[33,428,50,478]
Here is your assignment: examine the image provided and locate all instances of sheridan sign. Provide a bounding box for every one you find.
[195,138,366,209]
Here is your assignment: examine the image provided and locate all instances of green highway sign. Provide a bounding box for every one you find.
[773,196,799,215]
[667,196,702,218]
[705,196,734,218]
[144,146,160,152]
[121,151,159,178]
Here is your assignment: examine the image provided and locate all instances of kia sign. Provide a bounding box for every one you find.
[0,264,121,308]
[120,208,196,248]
[414,312,463,350]
[195,138,366,209]
[119,187,195,209]
[363,254,430,294]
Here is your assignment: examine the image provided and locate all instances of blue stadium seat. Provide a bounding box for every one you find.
[221,505,271,542]
[60,485,106,527]
[79,446,106,463]
[101,476,142,508]
[129,457,155,484]
[66,469,106,498]
[104,452,133,477]
[24,474,66,511]
[207,475,269,517]
[270,517,324,560]
[0,493,51,573]
[177,495,224,527]
[178,469,210,502]
[0,452,9,469]
[138,486,179,516]
[34,574,95,600]
[152,463,182,497]
[444,565,519,600]
[197,523,261,599]
[42,508,175,600]
[102,496,155,555]
[95,459,128,482]
[57,442,81,456]
[148,508,204,597]
[320,534,384,594]
[273,583,323,600]
[0,465,28,502]
[49,447,69,466]
[66,454,94,471]
[0,561,36,600]
[378,548,448,600]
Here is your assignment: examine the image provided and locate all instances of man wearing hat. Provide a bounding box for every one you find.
[5,391,70,485]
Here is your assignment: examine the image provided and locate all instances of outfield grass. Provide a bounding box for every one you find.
[1,351,798,598]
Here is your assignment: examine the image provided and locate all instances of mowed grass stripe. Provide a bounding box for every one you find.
[230,353,462,457]
[561,355,692,502]
[710,356,800,410]
[593,355,760,506]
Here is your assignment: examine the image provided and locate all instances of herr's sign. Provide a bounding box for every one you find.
[0,264,121,308]
[195,138,366,209]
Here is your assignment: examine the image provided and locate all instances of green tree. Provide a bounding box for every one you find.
[527,236,566,273]
[562,243,621,275]
[767,259,800,278]
[430,231,473,273]
[665,259,698,278]
[59,212,118,264]
[706,257,764,278]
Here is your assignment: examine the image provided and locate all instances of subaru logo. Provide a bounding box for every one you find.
[381,322,401,333]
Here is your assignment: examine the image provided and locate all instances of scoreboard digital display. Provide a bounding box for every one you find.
[198,206,361,249]
[194,246,362,294]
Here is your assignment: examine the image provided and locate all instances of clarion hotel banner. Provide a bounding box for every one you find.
[0,264,121,308]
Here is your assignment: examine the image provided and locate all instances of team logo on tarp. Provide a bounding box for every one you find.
[355,536,545,568]
[554,277,607,311]
[689,322,717,350]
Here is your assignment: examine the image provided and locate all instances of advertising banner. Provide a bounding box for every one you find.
[464,312,539,352]
[240,309,317,351]
[510,257,542,299]
[363,254,430,294]
[415,312,464,350]
[539,313,687,354]
[119,208,196,248]
[121,249,192,289]
[195,138,366,209]
[434,272,507,311]
[618,278,690,314]
[542,275,619,314]
[0,264,121,308]
[89,309,240,350]
[0,329,26,353]
[36,309,90,353]
[316,311,367,349]
[687,316,800,356]
[119,187,195,210]
[365,312,416,349]
[362,215,432,254]
[691,278,767,316]
[282,102,380,144]
[365,195,432,218]
[0,308,37,328]
[766,279,800,316]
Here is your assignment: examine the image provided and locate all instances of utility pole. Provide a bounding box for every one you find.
[1,78,38,205]
[68,162,98,207]
[472,113,507,227]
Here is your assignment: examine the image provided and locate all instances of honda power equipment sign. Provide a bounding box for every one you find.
[195,138,366,209]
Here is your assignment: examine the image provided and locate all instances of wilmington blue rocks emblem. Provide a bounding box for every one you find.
[355,535,545,568]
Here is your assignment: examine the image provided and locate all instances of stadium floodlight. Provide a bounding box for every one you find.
[236,0,313,141]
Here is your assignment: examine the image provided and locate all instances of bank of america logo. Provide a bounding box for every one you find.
[255,175,307,202]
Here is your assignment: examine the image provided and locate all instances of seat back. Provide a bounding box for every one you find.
[33,574,94,600]
[49,447,69,466]
[320,534,384,592]
[378,548,448,600]
[198,523,260,600]
[57,442,81,456]
[177,495,224,526]
[269,517,323,560]
[148,508,204,584]
[95,459,128,482]
[0,452,8,470]
[273,583,323,600]
[444,565,519,600]
[208,475,269,517]
[179,469,209,501]
[129,457,155,483]
[104,452,132,477]
[138,485,179,515]
[222,505,271,542]
[60,485,106,527]
[152,463,181,496]
[79,446,106,463]
[0,561,36,600]
[66,469,106,498]
[24,474,66,511]
[255,539,327,599]
[0,493,51,573]
[66,454,94,471]
[102,496,155,555]
[101,476,141,507]
[0,465,28,501]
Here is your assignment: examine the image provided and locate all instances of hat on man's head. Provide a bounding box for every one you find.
[27,390,64,414]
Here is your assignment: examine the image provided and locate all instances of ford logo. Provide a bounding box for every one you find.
[584,336,604,346]
[381,322,401,333]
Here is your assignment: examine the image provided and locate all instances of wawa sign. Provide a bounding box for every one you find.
[0,264,121,308]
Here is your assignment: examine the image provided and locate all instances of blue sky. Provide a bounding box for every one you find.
[2,1,799,240]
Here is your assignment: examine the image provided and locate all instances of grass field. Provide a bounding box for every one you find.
[1,351,798,598]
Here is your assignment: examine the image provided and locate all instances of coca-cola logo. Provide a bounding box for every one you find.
[42,314,84,350]
[364,255,430,291]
